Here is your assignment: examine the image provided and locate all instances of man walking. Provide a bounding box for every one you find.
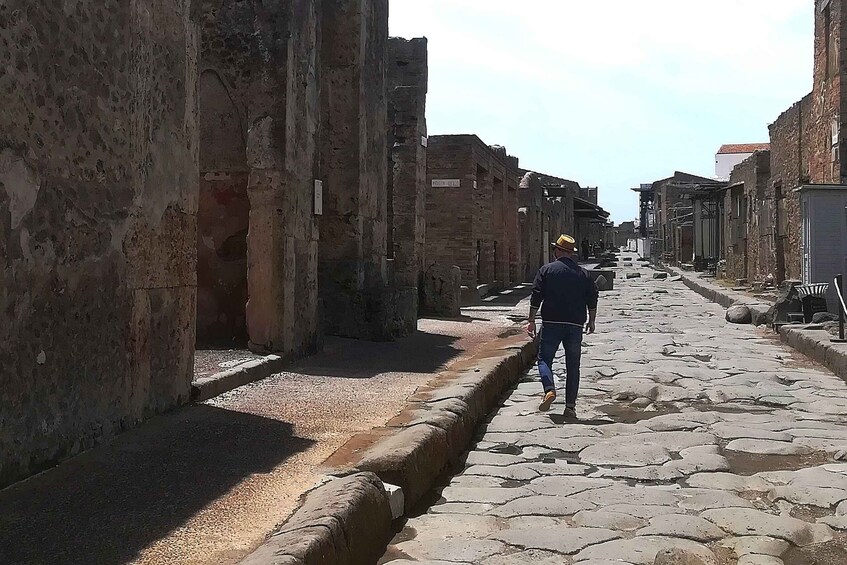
[526,234,599,419]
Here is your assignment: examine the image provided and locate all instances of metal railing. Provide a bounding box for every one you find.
[833,274,847,343]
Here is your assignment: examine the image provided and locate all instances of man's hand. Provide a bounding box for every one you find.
[585,320,596,335]
[526,321,537,339]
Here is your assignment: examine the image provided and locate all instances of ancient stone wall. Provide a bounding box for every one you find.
[0,1,199,487]
[505,157,521,283]
[321,0,407,340]
[473,146,494,285]
[726,151,770,282]
[810,0,844,185]
[489,151,508,283]
[426,136,478,286]
[387,37,428,293]
[197,2,253,347]
[769,95,812,282]
[519,172,545,281]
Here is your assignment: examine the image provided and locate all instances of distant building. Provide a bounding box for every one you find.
[715,143,770,179]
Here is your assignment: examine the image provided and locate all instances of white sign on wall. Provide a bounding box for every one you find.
[314,180,323,215]
[432,179,461,188]
[421,136,428,147]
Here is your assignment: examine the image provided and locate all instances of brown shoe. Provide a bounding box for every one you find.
[539,391,557,412]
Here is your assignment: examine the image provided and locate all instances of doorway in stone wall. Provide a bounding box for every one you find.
[195,69,252,372]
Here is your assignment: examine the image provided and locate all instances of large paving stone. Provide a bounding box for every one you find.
[637,514,725,542]
[491,527,621,555]
[579,442,672,467]
[392,538,506,562]
[767,485,847,507]
[654,548,710,565]
[573,510,646,530]
[527,476,614,497]
[487,495,594,518]
[465,465,539,481]
[574,536,717,565]
[676,489,755,511]
[718,536,789,557]
[481,549,576,564]
[603,504,689,520]
[724,439,811,456]
[685,472,770,492]
[701,507,834,546]
[440,487,534,505]
[570,485,680,507]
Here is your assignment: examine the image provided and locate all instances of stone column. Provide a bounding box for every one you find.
[245,1,320,356]
[387,37,428,298]
[320,0,399,340]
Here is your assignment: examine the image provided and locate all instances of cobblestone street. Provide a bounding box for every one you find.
[380,265,847,565]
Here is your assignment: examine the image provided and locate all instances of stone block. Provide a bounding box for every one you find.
[726,305,752,324]
[653,272,668,279]
[241,473,392,565]
[421,264,462,317]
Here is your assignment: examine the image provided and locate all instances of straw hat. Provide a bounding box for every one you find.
[552,234,577,252]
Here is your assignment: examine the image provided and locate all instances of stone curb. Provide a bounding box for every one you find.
[239,334,538,565]
[664,267,772,327]
[779,325,847,382]
[663,267,847,384]
[191,355,286,402]
[240,472,393,565]
[350,336,537,513]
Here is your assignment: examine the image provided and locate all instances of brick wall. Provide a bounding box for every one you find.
[426,137,477,285]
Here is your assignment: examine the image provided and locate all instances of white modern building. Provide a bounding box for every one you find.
[715,143,770,179]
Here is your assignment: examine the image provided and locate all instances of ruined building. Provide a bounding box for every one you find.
[1,0,428,488]
[425,135,522,291]
[723,0,843,284]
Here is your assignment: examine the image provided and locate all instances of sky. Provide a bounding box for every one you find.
[389,0,814,224]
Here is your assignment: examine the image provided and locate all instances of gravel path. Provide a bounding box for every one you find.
[0,288,530,565]
[380,265,847,565]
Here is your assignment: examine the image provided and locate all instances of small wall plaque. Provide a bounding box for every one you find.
[421,136,428,147]
[432,179,461,188]
[314,180,323,215]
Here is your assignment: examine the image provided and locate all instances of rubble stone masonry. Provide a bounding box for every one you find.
[769,95,812,282]
[726,151,770,282]
[0,1,199,487]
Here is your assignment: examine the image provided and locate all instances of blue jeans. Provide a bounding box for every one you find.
[538,323,583,407]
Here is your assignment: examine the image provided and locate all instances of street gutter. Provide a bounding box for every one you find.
[239,332,538,565]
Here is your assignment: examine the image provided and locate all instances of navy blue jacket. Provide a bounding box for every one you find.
[531,257,599,325]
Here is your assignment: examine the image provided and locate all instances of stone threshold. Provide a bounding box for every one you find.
[191,355,286,402]
[239,333,539,565]
[667,266,847,384]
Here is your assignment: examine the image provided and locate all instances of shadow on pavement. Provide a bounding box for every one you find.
[295,330,463,378]
[0,405,313,565]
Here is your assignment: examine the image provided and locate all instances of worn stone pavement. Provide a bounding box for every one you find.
[380,264,847,565]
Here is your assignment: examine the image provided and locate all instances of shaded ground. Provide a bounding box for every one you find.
[193,349,265,381]
[379,265,847,565]
[0,285,531,565]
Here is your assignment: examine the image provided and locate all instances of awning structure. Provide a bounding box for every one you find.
[574,197,610,222]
